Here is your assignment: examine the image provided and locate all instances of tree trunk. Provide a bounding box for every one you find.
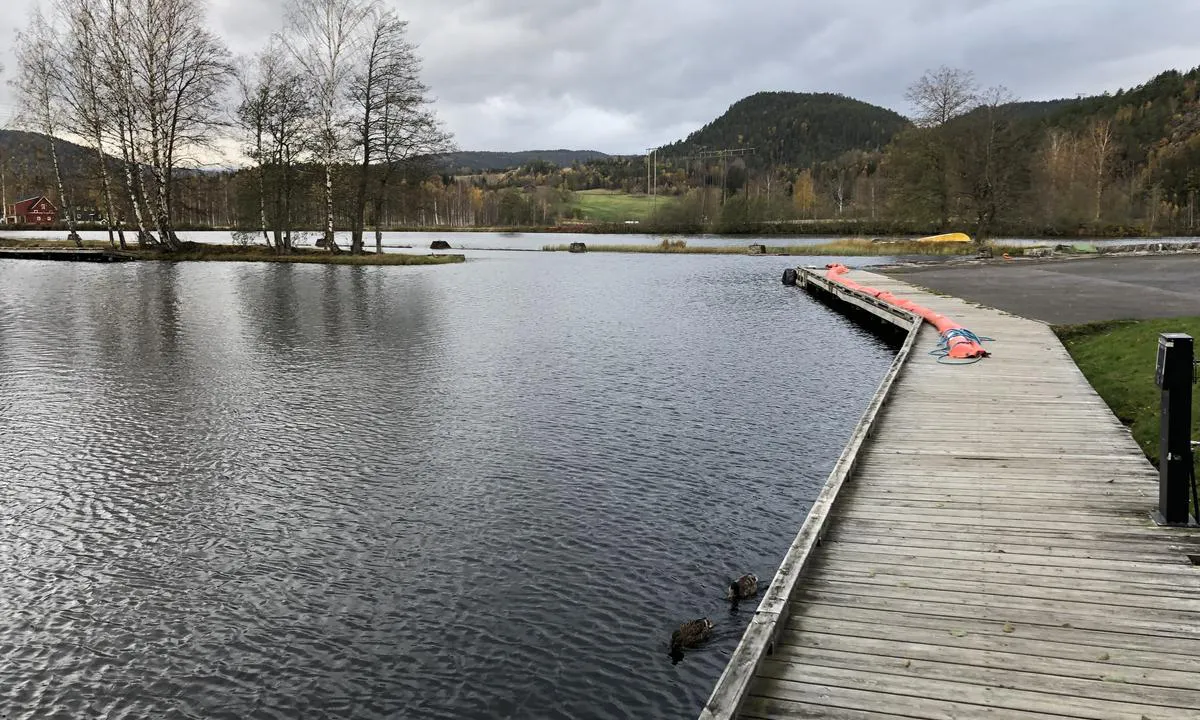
[151,164,179,250]
[282,159,293,253]
[351,63,374,255]
[272,162,284,252]
[94,145,121,249]
[352,147,370,254]
[137,172,157,243]
[255,125,271,248]
[48,138,81,247]
[324,162,338,252]
[258,167,271,248]
[373,195,384,254]
[130,165,155,246]
[118,121,154,246]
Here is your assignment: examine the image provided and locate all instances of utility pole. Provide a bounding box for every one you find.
[722,154,727,204]
[645,147,659,208]
[646,147,756,218]
[679,147,754,205]
[646,151,651,197]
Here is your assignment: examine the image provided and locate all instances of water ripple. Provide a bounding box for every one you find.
[0,249,894,719]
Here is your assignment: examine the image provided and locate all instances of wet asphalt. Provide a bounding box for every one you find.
[882,254,1200,325]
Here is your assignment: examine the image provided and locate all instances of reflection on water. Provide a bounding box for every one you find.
[0,252,894,719]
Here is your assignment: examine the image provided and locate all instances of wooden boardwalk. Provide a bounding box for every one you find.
[701,268,1200,720]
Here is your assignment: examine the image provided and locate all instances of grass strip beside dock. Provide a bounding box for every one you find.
[1057,317,1200,465]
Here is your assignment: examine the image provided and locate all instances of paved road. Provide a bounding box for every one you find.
[883,254,1200,325]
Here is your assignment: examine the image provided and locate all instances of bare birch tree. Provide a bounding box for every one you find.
[949,85,1024,243]
[70,0,230,249]
[99,0,160,245]
[123,0,231,249]
[1039,127,1073,222]
[58,0,126,248]
[236,54,277,247]
[11,8,80,246]
[905,66,979,127]
[1090,118,1114,222]
[236,40,312,252]
[285,0,374,252]
[348,8,452,254]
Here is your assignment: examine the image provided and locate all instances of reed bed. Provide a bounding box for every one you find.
[543,238,1025,257]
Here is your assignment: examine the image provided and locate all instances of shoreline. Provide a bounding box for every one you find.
[7,224,1199,241]
[540,239,1026,257]
[0,239,465,266]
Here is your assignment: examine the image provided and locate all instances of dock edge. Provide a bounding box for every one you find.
[697,266,921,720]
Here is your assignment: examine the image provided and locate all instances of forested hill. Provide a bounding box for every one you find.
[657,91,912,168]
[1040,67,1200,200]
[0,130,102,196]
[440,149,611,173]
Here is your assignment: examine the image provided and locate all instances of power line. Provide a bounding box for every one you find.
[655,147,756,203]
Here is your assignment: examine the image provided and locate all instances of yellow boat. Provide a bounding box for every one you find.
[916,232,972,244]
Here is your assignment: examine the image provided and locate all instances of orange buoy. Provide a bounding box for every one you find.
[825,264,990,360]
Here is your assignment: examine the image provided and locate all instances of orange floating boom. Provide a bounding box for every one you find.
[825,264,990,360]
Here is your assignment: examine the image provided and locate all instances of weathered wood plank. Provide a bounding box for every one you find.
[738,695,916,720]
[791,584,1200,639]
[824,522,1198,550]
[745,680,1080,720]
[756,661,1200,720]
[792,601,1200,663]
[785,614,1200,679]
[769,642,1200,708]
[834,508,1157,533]
[808,567,1200,613]
[815,547,1200,590]
[840,497,1151,516]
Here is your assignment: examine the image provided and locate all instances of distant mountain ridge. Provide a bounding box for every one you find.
[440,149,611,173]
[0,129,102,202]
[657,91,913,168]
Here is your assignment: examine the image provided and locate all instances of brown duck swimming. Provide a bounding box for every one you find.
[727,574,758,603]
[670,618,713,654]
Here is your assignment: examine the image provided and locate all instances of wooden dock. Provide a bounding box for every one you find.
[701,267,1200,720]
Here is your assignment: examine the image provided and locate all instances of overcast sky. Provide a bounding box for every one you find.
[3,0,1198,156]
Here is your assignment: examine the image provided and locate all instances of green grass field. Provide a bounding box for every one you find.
[1057,318,1200,465]
[570,190,659,223]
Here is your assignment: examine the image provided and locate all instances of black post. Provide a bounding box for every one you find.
[1155,333,1194,526]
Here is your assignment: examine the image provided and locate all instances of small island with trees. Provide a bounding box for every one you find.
[4,0,461,265]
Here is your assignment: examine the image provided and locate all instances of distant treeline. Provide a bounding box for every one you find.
[7,48,1200,240]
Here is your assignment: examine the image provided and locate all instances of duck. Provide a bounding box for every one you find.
[727,574,758,602]
[670,618,714,654]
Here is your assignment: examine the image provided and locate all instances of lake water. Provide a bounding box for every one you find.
[0,244,896,719]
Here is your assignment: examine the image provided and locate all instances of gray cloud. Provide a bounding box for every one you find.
[3,0,1198,154]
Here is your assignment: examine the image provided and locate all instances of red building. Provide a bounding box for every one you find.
[8,196,57,224]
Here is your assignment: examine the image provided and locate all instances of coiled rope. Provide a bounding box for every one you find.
[930,328,995,365]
